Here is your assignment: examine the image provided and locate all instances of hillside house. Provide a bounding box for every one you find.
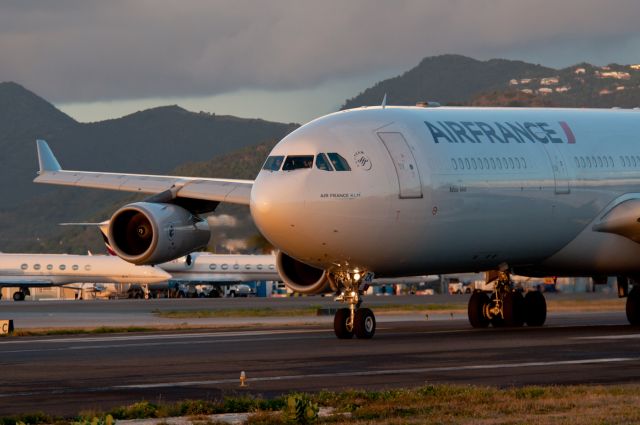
[540,77,559,85]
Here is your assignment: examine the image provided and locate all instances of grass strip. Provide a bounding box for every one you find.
[153,297,624,319]
[3,384,640,424]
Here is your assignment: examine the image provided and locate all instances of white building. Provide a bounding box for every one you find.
[599,71,631,80]
[540,77,560,85]
[538,87,553,95]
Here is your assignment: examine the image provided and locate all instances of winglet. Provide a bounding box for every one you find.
[36,139,61,173]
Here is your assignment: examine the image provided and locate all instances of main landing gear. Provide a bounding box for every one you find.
[467,272,547,328]
[332,271,376,339]
[12,288,30,302]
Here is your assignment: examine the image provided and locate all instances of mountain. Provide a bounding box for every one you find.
[470,62,640,108]
[342,55,640,110]
[0,82,297,252]
[342,54,555,108]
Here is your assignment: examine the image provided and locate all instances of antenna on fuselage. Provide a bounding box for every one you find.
[381,93,387,109]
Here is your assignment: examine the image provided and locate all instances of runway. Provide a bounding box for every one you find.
[1,306,639,416]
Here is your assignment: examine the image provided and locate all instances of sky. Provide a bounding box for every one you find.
[2,0,640,124]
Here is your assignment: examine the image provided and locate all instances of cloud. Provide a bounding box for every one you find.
[2,0,640,103]
[207,214,238,228]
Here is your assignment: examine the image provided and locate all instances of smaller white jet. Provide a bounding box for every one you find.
[0,253,171,301]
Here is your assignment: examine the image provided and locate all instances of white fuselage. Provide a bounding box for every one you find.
[159,253,279,283]
[251,106,640,277]
[0,253,171,287]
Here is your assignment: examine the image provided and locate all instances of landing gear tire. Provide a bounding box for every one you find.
[503,291,525,327]
[468,291,491,328]
[13,291,25,302]
[626,286,640,325]
[524,291,547,327]
[354,308,376,339]
[333,308,354,339]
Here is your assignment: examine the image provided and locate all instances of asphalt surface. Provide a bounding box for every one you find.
[0,296,638,416]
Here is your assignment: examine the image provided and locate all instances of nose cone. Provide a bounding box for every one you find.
[250,170,310,256]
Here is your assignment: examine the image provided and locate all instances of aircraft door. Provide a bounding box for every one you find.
[542,144,570,194]
[377,132,423,199]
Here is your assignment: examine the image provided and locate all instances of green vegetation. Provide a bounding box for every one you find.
[4,385,640,424]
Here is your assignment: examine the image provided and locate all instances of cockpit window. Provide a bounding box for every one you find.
[315,153,333,171]
[327,153,351,171]
[283,155,314,171]
[262,155,284,171]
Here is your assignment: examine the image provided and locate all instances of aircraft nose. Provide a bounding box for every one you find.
[250,172,307,250]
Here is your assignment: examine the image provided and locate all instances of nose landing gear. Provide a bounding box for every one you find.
[332,271,376,339]
[468,271,546,328]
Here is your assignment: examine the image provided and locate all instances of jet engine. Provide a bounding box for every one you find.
[108,202,210,265]
[276,251,334,295]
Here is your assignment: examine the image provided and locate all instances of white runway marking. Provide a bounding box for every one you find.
[114,356,640,389]
[573,334,640,340]
[0,329,326,345]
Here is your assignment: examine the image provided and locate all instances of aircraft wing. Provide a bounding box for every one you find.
[592,198,640,243]
[34,140,253,206]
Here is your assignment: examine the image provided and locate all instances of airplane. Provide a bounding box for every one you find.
[33,104,640,338]
[0,253,171,301]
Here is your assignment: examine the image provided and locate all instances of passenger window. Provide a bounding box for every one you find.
[269,264,275,270]
[457,158,464,169]
[632,156,637,167]
[316,153,333,171]
[221,264,229,270]
[496,158,502,170]
[47,264,53,271]
[620,156,626,167]
[257,264,264,270]
[59,264,66,271]
[283,155,314,171]
[209,264,217,270]
[478,158,484,170]
[579,157,585,168]
[520,157,527,169]
[451,159,458,170]
[85,265,91,271]
[608,156,614,167]
[586,157,592,168]
[245,264,252,270]
[34,264,41,270]
[262,155,284,171]
[72,265,79,271]
[490,158,496,169]
[21,263,28,270]
[483,158,490,169]
[515,158,521,169]
[471,158,477,170]
[464,158,470,169]
[597,156,603,168]
[233,264,240,270]
[501,158,509,169]
[327,153,351,171]
[574,157,580,168]
[508,158,514,169]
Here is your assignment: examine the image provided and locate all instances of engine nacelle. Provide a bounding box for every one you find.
[108,202,210,265]
[276,251,334,295]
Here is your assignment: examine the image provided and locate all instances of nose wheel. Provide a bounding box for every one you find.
[332,271,376,339]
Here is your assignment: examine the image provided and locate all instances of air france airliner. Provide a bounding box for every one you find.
[34,105,640,338]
